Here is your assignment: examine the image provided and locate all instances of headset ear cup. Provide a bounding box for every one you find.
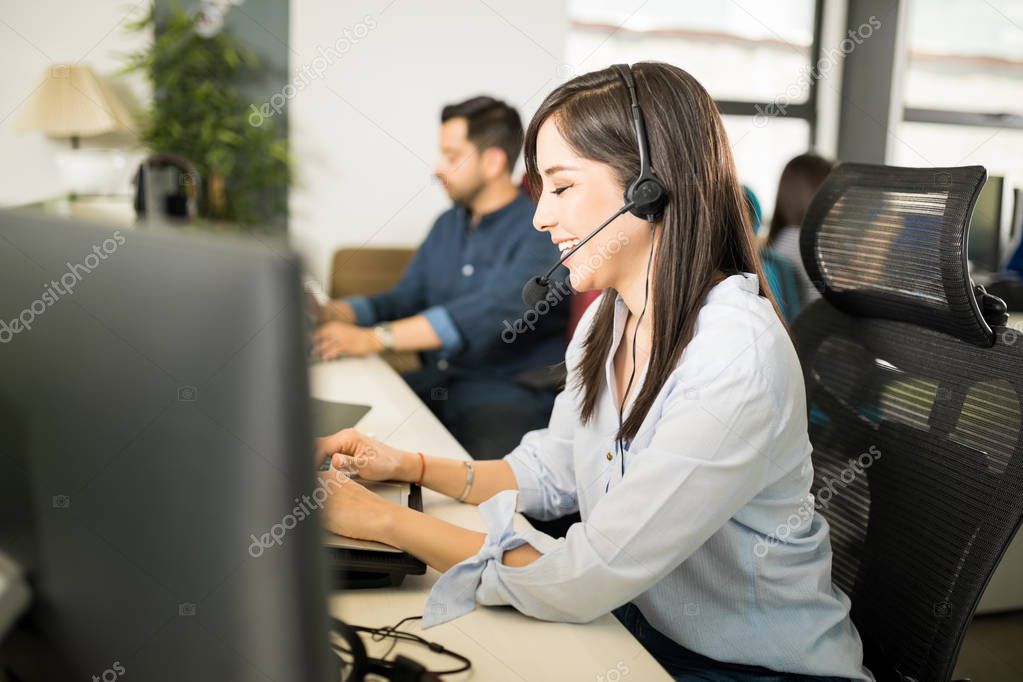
[629,177,667,220]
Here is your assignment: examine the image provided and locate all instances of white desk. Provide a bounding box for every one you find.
[310,356,671,681]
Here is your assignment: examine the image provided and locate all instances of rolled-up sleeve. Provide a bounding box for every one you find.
[426,363,778,626]
[344,295,377,326]
[420,304,464,355]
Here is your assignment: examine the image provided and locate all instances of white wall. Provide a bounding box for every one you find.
[288,0,568,284]
[0,0,151,206]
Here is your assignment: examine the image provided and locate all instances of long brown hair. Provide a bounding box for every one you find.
[523,62,778,441]
[765,153,834,247]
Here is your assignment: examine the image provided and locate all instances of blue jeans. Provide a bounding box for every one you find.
[612,603,851,682]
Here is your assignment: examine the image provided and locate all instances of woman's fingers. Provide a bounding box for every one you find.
[332,453,358,472]
[314,428,362,466]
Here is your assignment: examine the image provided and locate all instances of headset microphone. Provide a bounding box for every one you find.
[521,202,634,307]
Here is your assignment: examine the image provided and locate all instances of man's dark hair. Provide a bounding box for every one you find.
[441,96,524,172]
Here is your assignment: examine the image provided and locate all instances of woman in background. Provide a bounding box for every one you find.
[763,153,834,313]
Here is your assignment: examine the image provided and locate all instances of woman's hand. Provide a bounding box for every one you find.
[318,470,400,543]
[312,321,383,360]
[315,427,417,482]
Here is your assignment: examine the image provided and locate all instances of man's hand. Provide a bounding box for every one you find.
[312,321,384,360]
[322,300,356,324]
[308,297,356,325]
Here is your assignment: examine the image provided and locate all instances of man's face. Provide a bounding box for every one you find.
[434,117,486,206]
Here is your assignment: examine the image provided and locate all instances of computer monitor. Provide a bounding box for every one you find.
[1012,188,1023,256]
[968,174,1020,275]
[0,210,332,681]
[969,174,1004,273]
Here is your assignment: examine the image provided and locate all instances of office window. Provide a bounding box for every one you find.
[893,0,1023,181]
[565,0,821,219]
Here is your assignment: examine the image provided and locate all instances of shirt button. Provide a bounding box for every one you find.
[606,451,613,461]
[437,359,449,370]
[462,264,474,277]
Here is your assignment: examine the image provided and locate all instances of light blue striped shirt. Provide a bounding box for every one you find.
[425,273,873,680]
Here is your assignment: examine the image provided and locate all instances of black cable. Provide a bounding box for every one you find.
[616,221,656,477]
[330,614,472,678]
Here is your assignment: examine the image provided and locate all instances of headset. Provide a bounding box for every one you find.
[521,63,668,308]
[521,63,667,478]
[330,615,470,681]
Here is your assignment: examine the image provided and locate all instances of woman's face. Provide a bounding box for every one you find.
[532,117,651,293]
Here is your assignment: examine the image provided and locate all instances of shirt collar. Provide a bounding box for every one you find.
[604,273,758,416]
[456,192,527,231]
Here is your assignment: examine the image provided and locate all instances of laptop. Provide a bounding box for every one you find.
[324,479,426,588]
[310,395,426,586]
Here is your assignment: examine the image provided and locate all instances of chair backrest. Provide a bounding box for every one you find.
[329,247,415,298]
[791,163,1023,682]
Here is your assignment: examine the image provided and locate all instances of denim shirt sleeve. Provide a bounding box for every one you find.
[361,220,442,323]
[344,295,377,327]
[420,304,464,355]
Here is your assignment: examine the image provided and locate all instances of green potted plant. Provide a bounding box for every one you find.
[124,2,290,230]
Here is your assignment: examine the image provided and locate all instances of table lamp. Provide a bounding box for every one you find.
[16,63,134,148]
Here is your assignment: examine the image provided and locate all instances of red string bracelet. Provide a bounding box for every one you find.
[415,452,426,485]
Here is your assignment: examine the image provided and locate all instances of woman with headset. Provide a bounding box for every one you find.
[316,62,873,681]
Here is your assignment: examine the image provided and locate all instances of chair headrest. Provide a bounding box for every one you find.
[800,163,994,346]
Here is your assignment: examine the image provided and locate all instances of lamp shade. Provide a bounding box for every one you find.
[16,64,134,139]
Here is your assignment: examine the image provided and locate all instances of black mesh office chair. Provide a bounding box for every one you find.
[791,163,1023,682]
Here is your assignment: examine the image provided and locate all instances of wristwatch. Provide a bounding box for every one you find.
[372,323,394,351]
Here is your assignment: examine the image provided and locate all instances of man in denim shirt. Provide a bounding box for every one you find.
[313,97,567,459]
